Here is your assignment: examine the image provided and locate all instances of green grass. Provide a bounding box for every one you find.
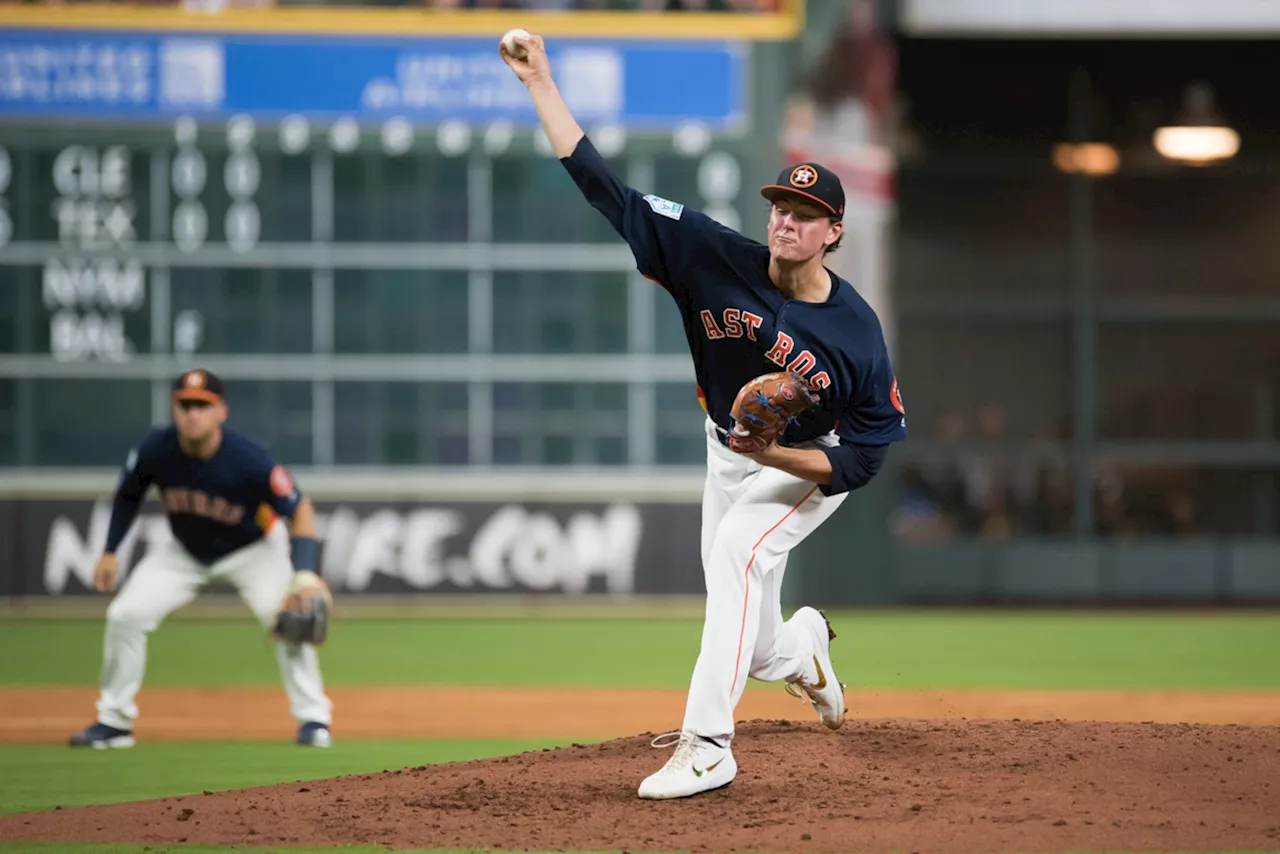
[0,739,569,817]
[3,850,1271,854]
[2,612,1277,691]
[842,611,1280,690]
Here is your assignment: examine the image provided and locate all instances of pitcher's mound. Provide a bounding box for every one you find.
[2,718,1279,853]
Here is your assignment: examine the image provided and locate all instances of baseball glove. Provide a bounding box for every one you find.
[273,570,333,646]
[728,371,820,453]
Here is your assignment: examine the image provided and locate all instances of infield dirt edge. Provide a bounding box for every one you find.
[5,686,1280,743]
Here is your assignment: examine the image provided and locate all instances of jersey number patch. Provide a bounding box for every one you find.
[643,194,684,220]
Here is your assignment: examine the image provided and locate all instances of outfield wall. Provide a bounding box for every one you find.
[4,473,1279,607]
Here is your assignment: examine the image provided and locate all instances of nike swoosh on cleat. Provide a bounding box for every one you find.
[693,758,724,777]
[811,655,827,690]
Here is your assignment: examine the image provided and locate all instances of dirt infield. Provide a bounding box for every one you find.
[3,716,1279,853]
[4,688,1280,852]
[5,685,1280,742]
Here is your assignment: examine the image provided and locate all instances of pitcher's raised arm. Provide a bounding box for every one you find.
[500,29,716,297]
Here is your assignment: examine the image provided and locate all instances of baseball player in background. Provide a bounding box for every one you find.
[502,31,907,799]
[69,369,335,749]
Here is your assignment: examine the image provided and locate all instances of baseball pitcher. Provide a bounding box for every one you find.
[501,31,907,799]
[69,369,334,749]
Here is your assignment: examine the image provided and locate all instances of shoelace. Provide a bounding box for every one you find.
[785,676,845,705]
[649,731,700,771]
[650,731,685,749]
[784,681,815,704]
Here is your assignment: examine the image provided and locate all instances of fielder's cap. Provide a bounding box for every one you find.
[760,162,845,219]
[172,368,225,403]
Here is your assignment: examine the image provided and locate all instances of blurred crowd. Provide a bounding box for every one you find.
[8,0,780,9]
[893,404,1208,542]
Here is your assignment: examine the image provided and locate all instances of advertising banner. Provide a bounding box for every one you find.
[0,30,746,129]
[0,497,705,598]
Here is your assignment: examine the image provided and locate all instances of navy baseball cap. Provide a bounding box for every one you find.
[172,368,225,403]
[760,162,845,220]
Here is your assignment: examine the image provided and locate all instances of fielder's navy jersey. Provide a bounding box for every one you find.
[105,425,303,565]
[561,136,907,495]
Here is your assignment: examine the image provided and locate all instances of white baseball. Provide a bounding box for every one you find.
[502,28,531,59]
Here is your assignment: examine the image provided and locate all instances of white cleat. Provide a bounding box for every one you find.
[637,731,737,800]
[785,607,846,730]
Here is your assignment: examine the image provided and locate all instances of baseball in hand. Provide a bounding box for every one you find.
[501,28,531,59]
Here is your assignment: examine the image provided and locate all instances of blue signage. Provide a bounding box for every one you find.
[0,29,745,129]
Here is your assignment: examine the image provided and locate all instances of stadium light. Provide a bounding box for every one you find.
[1153,82,1240,166]
[1051,142,1119,176]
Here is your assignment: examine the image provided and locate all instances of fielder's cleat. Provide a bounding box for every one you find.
[638,731,737,800]
[296,721,332,747]
[785,606,846,730]
[69,722,135,749]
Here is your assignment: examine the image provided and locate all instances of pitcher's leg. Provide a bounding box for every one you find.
[94,544,203,732]
[748,555,811,684]
[639,441,839,800]
[680,539,771,742]
[677,423,764,742]
[700,417,757,568]
[681,472,835,741]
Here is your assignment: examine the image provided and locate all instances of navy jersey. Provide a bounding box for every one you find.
[560,136,907,495]
[105,425,303,565]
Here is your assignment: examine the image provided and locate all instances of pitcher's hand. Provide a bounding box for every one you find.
[498,29,551,87]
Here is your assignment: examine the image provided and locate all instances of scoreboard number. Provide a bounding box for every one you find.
[223,133,260,253]
[172,134,207,253]
[173,200,209,254]
[225,200,260,253]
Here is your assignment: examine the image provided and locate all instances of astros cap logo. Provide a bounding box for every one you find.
[184,370,206,389]
[789,165,818,188]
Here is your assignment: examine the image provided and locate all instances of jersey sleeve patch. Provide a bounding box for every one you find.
[269,464,295,498]
[643,194,684,220]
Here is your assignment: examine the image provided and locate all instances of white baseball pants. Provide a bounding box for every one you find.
[681,417,848,741]
[94,537,333,732]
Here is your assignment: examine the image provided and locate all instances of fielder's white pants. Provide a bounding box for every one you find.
[682,417,847,741]
[95,537,333,732]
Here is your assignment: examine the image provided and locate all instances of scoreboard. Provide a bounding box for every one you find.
[6,120,350,363]
[0,17,777,469]
[0,117,765,469]
[0,116,762,354]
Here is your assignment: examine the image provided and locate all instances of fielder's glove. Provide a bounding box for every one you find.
[728,371,820,454]
[273,570,333,646]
